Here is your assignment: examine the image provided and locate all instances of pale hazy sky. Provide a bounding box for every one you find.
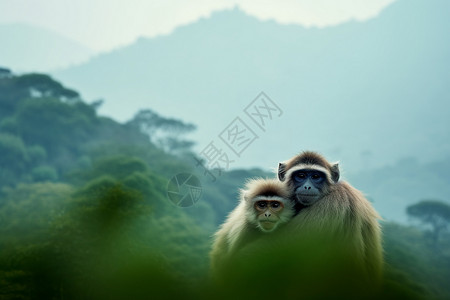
[0,0,395,52]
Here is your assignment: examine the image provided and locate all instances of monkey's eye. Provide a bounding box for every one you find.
[255,201,267,210]
[293,172,307,182]
[271,202,280,208]
[269,201,283,211]
[311,172,325,182]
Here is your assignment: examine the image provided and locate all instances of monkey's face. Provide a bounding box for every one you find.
[254,200,284,232]
[290,169,327,206]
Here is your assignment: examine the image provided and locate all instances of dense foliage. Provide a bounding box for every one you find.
[0,73,449,299]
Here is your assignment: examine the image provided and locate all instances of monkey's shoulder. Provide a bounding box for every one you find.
[332,181,381,219]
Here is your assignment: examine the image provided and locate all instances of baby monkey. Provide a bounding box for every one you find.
[210,178,294,271]
[246,179,294,232]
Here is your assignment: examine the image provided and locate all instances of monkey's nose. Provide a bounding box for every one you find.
[304,186,311,190]
[265,212,271,217]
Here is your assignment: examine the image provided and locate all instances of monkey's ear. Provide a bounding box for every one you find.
[278,162,287,181]
[240,189,249,202]
[331,163,340,182]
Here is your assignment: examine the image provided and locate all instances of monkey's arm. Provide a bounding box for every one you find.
[210,225,231,272]
[210,202,247,271]
[336,181,384,280]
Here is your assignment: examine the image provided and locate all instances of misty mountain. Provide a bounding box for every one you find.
[54,0,450,174]
[349,156,450,222]
[0,23,93,72]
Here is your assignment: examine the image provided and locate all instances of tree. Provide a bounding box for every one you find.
[15,97,96,157]
[0,182,73,248]
[15,74,79,100]
[0,133,29,186]
[0,67,12,78]
[407,200,450,249]
[0,73,80,119]
[127,109,196,153]
[0,133,28,167]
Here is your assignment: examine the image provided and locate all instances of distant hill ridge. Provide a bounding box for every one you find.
[53,0,449,175]
[0,23,93,72]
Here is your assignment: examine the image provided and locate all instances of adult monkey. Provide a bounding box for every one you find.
[278,151,383,280]
[210,178,295,272]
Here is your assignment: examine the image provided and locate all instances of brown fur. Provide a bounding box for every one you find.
[279,151,340,183]
[243,178,291,200]
[285,151,332,170]
[278,151,383,280]
[210,178,294,272]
